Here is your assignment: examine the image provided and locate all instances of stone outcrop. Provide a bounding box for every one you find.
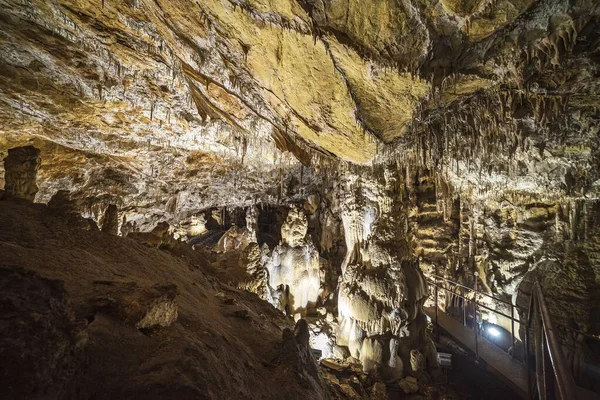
[3,146,40,201]
[238,242,272,301]
[275,319,329,400]
[46,190,99,231]
[0,198,336,400]
[398,376,419,394]
[89,281,179,330]
[127,221,177,249]
[214,225,252,253]
[330,167,438,382]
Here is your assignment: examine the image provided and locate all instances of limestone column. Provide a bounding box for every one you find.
[101,204,119,235]
[3,146,41,201]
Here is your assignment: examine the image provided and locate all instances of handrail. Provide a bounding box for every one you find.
[528,280,579,400]
[430,275,600,344]
[427,279,519,322]
[427,273,520,367]
[430,274,524,312]
[429,274,594,400]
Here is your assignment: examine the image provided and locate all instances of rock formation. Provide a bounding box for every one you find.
[0,198,336,399]
[0,266,87,399]
[3,146,40,201]
[214,224,252,253]
[89,281,179,330]
[268,207,322,316]
[100,204,119,235]
[47,189,99,230]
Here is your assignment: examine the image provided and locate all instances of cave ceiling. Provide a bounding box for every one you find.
[0,0,599,219]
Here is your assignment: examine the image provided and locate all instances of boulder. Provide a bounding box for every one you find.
[320,358,350,373]
[90,281,178,330]
[213,225,251,253]
[332,344,351,360]
[399,376,419,394]
[338,383,362,399]
[369,382,387,400]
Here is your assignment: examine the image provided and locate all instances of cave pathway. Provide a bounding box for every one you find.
[424,306,528,398]
[424,306,600,400]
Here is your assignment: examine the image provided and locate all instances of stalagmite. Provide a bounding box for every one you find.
[100,204,119,235]
[3,146,41,201]
[268,207,322,315]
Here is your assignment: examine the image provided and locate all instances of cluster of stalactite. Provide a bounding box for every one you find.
[415,89,573,170]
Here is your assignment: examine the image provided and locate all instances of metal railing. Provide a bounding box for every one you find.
[428,274,592,399]
[527,280,578,400]
[427,273,524,362]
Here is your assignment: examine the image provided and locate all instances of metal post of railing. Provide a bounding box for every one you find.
[534,303,546,400]
[525,324,531,398]
[542,328,557,400]
[474,271,479,360]
[434,271,439,342]
[534,281,577,400]
[463,293,467,326]
[511,305,515,359]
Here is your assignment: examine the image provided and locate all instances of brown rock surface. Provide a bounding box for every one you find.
[0,198,334,399]
[0,0,597,228]
[100,204,119,235]
[1,0,599,397]
[0,266,86,399]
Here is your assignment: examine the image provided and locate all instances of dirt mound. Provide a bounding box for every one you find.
[0,198,332,400]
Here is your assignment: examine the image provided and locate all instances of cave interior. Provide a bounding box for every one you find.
[0,0,599,399]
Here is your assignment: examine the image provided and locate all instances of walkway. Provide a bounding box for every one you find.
[424,306,529,398]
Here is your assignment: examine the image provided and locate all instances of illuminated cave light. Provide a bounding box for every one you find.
[487,326,501,338]
[310,332,333,359]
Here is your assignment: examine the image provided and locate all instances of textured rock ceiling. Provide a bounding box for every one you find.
[0,0,599,219]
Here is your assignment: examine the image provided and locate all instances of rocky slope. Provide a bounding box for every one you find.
[0,196,335,400]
